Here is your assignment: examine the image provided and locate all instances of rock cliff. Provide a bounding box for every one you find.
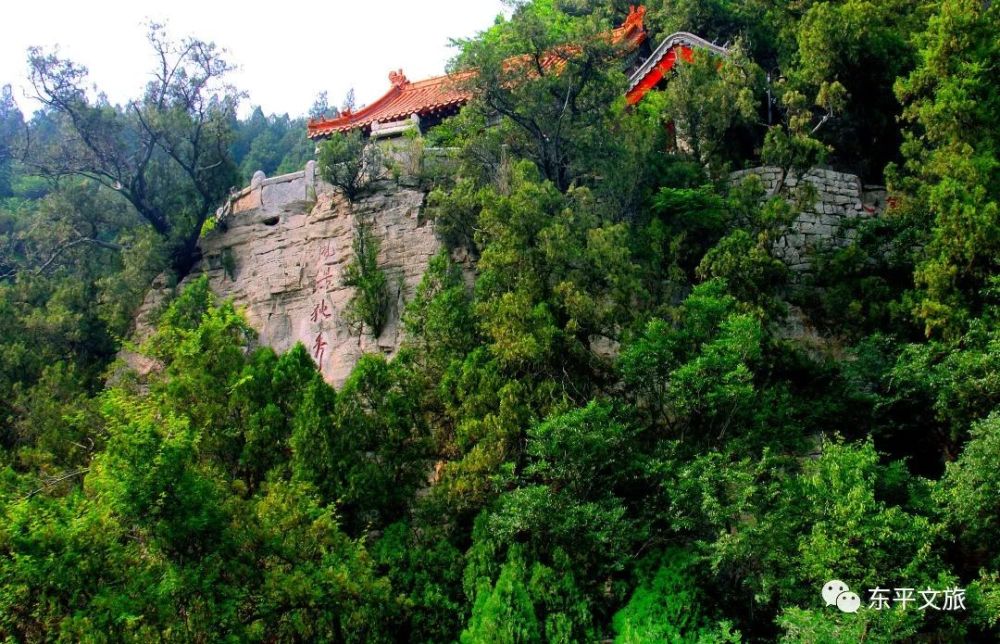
[133,163,441,387]
[129,161,883,387]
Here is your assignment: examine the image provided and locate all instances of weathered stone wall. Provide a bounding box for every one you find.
[729,166,886,272]
[133,167,441,387]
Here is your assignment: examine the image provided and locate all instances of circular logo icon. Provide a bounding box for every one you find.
[822,580,860,613]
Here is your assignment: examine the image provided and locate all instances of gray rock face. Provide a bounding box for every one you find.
[135,172,440,387]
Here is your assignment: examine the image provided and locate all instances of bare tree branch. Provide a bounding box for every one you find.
[0,236,123,281]
[24,468,90,500]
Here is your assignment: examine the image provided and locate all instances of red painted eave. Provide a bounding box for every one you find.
[625,31,729,105]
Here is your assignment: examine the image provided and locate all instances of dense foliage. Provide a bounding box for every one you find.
[1,0,998,641]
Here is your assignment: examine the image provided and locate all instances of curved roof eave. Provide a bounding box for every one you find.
[627,31,729,93]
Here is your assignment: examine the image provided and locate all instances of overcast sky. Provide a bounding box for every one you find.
[1,0,509,118]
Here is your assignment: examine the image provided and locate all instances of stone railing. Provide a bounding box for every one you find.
[216,145,460,222]
[217,160,317,222]
[216,159,883,277]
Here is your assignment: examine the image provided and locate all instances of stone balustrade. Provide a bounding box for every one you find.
[217,160,317,223]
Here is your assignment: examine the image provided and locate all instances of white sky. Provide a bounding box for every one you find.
[0,0,509,118]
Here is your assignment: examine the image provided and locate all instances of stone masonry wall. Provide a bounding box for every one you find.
[730,166,886,272]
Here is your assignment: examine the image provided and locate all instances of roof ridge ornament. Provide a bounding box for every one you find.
[624,5,646,32]
[388,69,409,89]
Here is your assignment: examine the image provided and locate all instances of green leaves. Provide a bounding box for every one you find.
[613,549,740,643]
[619,279,764,443]
[463,546,543,644]
[26,25,242,272]
[893,0,1000,337]
[342,214,391,337]
[3,2,1000,641]
[888,313,1000,452]
[291,354,431,534]
[245,479,396,642]
[317,130,386,201]
[474,163,642,375]
[524,401,637,498]
[90,392,225,552]
[937,412,1000,566]
[403,249,477,370]
[0,278,408,640]
[657,43,760,176]
[454,1,635,192]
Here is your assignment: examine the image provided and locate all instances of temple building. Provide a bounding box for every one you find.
[306,6,726,141]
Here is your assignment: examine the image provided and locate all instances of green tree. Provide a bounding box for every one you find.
[317,130,386,201]
[936,411,1000,632]
[937,411,1000,633]
[292,354,429,533]
[342,214,391,337]
[463,546,542,644]
[402,249,477,372]
[613,550,739,643]
[372,520,468,642]
[892,0,1000,337]
[27,24,242,273]
[242,479,396,642]
[657,43,758,177]
[455,2,636,191]
[0,84,24,198]
[619,279,764,443]
[232,108,313,181]
[474,161,642,375]
[791,0,920,178]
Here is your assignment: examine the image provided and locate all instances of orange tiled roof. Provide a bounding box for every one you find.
[308,70,474,138]
[307,5,647,139]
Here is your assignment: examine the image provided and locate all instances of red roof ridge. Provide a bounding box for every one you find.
[388,69,409,88]
[625,31,729,105]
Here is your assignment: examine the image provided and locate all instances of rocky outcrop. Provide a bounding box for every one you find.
[133,165,441,387]
[128,160,885,387]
